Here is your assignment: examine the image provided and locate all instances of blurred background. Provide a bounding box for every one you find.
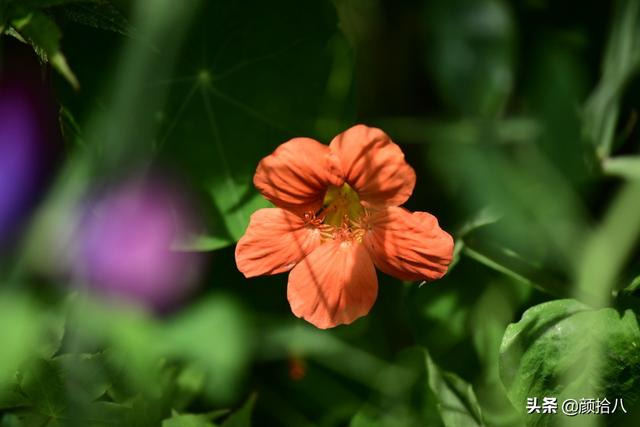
[1,0,640,426]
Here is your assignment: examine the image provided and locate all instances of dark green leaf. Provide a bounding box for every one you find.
[0,414,24,427]
[155,0,352,246]
[56,1,134,36]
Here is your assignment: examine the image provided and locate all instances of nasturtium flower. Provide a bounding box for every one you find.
[235,125,454,329]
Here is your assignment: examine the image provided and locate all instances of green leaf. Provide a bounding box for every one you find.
[19,359,66,419]
[55,1,134,36]
[626,275,640,294]
[162,413,217,427]
[462,237,574,299]
[221,394,256,427]
[10,10,79,88]
[162,297,251,401]
[172,234,234,252]
[0,414,24,427]
[602,155,640,180]
[500,299,640,425]
[155,0,352,246]
[71,401,131,427]
[425,352,485,427]
[0,295,43,384]
[52,353,110,402]
[349,348,484,427]
[575,181,640,306]
[0,381,28,411]
[349,409,380,427]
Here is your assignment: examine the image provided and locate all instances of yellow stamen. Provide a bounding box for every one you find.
[322,183,364,227]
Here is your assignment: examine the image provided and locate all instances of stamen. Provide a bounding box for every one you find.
[322,183,364,228]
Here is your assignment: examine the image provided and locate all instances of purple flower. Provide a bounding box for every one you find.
[0,41,59,245]
[0,89,38,240]
[75,179,204,311]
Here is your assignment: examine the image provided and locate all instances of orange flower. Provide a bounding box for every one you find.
[235,124,454,329]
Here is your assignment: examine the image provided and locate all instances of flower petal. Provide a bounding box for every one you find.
[329,125,416,207]
[254,138,343,212]
[364,207,454,281]
[235,208,322,278]
[287,240,378,329]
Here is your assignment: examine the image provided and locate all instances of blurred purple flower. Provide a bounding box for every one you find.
[0,40,59,246]
[0,90,37,240]
[75,179,204,311]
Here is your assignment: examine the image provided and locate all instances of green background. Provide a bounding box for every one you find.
[2,0,640,426]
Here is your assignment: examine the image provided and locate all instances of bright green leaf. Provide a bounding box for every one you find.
[162,297,251,402]
[0,295,42,384]
[602,155,640,180]
[162,413,217,427]
[10,10,79,88]
[500,299,640,426]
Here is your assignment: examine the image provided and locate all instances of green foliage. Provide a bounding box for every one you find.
[425,351,485,427]
[2,0,640,426]
[500,299,640,426]
[348,348,485,427]
[155,0,350,247]
[162,412,218,427]
[221,394,256,427]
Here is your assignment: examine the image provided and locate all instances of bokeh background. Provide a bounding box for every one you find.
[2,0,640,426]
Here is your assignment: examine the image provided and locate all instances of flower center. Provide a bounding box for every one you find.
[321,183,364,227]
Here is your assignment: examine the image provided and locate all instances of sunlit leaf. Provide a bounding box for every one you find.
[500,299,640,425]
[0,295,42,384]
[10,10,79,88]
[162,413,217,427]
[603,155,640,180]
